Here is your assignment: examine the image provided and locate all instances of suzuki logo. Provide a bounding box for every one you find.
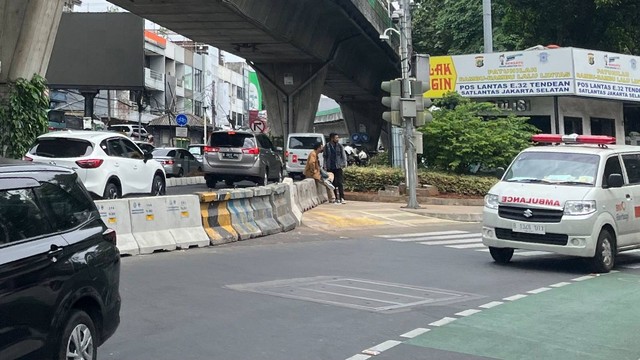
[523,209,533,218]
[49,161,56,166]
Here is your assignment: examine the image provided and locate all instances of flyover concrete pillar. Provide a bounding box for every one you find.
[0,0,64,92]
[254,63,328,137]
[339,101,384,152]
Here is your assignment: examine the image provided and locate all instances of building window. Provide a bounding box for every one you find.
[236,86,244,100]
[194,100,203,117]
[194,70,203,92]
[527,116,552,133]
[591,117,615,137]
[564,117,583,135]
[184,66,193,90]
[184,98,193,113]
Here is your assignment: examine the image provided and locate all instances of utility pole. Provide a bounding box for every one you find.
[483,0,493,53]
[400,0,419,209]
[203,105,209,144]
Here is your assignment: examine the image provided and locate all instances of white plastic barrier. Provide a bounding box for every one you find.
[163,195,210,249]
[96,199,139,256]
[129,197,177,254]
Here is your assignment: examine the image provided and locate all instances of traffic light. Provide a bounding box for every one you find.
[381,79,402,126]
[410,80,433,127]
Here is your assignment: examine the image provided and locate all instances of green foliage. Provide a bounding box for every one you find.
[343,166,497,196]
[419,93,537,174]
[412,0,640,55]
[367,151,391,167]
[0,75,49,159]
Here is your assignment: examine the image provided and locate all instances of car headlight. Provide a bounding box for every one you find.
[484,194,499,210]
[564,200,596,215]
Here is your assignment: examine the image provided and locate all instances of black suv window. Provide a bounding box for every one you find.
[0,188,52,245]
[29,138,93,158]
[35,178,95,232]
[210,133,255,148]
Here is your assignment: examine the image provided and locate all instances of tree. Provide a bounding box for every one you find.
[419,92,537,174]
[0,75,49,159]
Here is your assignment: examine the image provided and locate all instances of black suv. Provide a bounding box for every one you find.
[0,159,121,359]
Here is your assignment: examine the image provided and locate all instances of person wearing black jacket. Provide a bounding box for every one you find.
[323,133,348,204]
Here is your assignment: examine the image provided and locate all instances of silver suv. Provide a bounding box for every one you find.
[202,130,284,188]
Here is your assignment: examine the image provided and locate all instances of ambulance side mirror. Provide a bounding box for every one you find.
[608,173,624,188]
[495,167,505,179]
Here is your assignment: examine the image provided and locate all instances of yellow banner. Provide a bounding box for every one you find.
[425,56,457,98]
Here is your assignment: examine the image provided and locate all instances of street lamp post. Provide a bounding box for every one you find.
[203,105,209,144]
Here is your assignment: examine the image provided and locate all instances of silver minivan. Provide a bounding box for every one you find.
[285,133,325,178]
[202,130,284,188]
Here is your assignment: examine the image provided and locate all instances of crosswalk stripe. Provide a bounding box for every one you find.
[420,238,482,246]
[447,243,487,249]
[376,230,467,239]
[390,232,481,242]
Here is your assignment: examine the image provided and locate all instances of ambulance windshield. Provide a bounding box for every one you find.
[504,152,599,186]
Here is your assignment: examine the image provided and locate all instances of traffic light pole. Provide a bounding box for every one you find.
[400,0,419,209]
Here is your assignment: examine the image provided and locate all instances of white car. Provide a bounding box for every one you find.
[25,131,166,199]
[107,124,149,140]
[483,133,640,273]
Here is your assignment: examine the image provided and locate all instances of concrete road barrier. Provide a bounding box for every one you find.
[316,181,329,204]
[250,186,281,235]
[96,199,139,256]
[199,191,239,245]
[226,189,262,240]
[164,195,209,249]
[309,179,320,207]
[271,183,297,231]
[129,198,177,254]
[283,178,302,225]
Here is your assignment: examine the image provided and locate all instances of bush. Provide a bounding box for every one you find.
[343,166,498,196]
[419,92,537,174]
[367,151,390,167]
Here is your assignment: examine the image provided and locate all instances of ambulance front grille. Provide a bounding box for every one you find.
[498,205,563,223]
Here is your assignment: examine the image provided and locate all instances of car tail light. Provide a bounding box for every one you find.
[242,147,260,155]
[23,155,33,161]
[205,146,219,153]
[75,159,104,168]
[285,151,289,158]
[292,154,298,163]
[162,160,175,165]
[102,228,117,246]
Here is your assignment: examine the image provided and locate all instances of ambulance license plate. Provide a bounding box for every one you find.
[512,222,545,235]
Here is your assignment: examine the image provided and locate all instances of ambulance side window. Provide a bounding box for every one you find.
[603,156,623,188]
[622,154,640,185]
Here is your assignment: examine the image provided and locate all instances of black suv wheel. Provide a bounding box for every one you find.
[59,310,98,360]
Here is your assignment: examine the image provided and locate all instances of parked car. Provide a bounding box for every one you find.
[25,131,166,199]
[0,159,120,360]
[202,130,284,188]
[152,147,202,177]
[107,124,149,140]
[285,133,325,179]
[188,143,207,163]
[134,140,155,153]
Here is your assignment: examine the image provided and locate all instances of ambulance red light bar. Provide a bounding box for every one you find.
[532,134,616,144]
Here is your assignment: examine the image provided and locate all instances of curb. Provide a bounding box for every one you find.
[344,192,484,206]
[402,209,482,223]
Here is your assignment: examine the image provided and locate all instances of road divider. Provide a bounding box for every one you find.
[251,187,281,235]
[97,199,139,256]
[164,195,210,249]
[128,198,177,254]
[271,183,298,231]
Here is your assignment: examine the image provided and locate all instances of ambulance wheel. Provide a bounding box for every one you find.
[591,229,615,273]
[489,247,514,264]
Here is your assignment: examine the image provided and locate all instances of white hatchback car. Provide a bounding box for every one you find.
[25,131,166,199]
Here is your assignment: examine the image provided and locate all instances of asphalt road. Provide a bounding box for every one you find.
[99,206,640,360]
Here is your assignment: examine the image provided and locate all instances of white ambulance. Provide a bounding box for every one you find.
[482,134,640,273]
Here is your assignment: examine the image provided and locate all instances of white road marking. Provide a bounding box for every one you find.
[364,340,402,353]
[527,287,552,294]
[390,233,481,242]
[479,301,503,309]
[549,282,571,288]
[420,238,482,246]
[429,317,457,326]
[446,243,486,249]
[503,294,528,301]
[376,230,467,239]
[455,309,482,317]
[572,275,595,281]
[400,328,431,338]
[346,354,371,360]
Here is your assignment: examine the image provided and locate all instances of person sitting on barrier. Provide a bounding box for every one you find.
[304,142,336,203]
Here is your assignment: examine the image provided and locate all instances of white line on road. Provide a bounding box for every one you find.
[527,287,552,294]
[549,282,571,288]
[346,354,371,360]
[364,340,402,353]
[420,238,482,246]
[400,328,431,338]
[446,243,487,249]
[572,275,595,281]
[376,230,467,239]
[390,233,481,242]
[429,317,457,326]
[479,301,503,309]
[503,294,528,301]
[455,309,482,317]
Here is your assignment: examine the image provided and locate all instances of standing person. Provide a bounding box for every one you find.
[323,133,347,204]
[304,142,336,203]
